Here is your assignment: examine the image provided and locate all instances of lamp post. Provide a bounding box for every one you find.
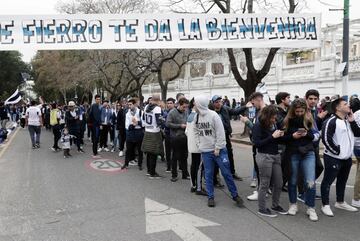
[329,0,350,98]
[342,0,350,98]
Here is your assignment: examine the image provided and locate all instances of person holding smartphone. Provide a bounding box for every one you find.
[252,105,288,217]
[283,98,320,221]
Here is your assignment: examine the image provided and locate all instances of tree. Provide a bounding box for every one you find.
[145,49,205,101]
[168,0,298,100]
[0,51,30,101]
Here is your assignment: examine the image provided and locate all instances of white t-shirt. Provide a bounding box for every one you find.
[26,106,42,126]
[143,105,161,133]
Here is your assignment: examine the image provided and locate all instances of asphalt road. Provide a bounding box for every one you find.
[0,127,359,241]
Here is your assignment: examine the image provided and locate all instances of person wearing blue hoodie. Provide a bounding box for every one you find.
[194,95,244,208]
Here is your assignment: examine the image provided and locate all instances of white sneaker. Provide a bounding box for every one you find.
[351,199,360,208]
[129,160,137,166]
[321,205,334,217]
[119,151,124,157]
[111,148,115,153]
[104,147,110,152]
[288,204,298,216]
[97,147,103,152]
[335,202,359,212]
[306,208,318,222]
[247,191,258,201]
[250,179,257,188]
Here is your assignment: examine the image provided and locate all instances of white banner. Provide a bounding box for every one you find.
[0,13,321,50]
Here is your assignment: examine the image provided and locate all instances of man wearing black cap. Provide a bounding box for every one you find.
[211,95,247,181]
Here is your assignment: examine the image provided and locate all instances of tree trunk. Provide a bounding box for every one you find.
[161,85,168,102]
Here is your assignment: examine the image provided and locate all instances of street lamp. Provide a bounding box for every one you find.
[330,0,350,98]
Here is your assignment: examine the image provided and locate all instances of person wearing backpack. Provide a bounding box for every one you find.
[50,103,61,152]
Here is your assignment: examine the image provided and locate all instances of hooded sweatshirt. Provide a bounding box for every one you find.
[194,95,226,152]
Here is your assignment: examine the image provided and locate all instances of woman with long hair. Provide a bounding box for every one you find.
[283,98,320,221]
[252,105,287,217]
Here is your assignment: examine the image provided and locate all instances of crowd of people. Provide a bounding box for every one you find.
[4,88,360,221]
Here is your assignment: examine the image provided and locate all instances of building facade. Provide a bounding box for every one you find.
[142,19,360,101]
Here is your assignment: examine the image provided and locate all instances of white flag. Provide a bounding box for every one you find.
[5,89,21,105]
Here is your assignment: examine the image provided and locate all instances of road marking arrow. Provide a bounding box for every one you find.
[145,198,220,241]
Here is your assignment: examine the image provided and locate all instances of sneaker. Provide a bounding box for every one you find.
[171,177,178,182]
[35,144,40,148]
[271,205,288,215]
[267,189,272,195]
[182,176,190,180]
[64,155,68,159]
[232,174,243,181]
[165,169,171,173]
[258,208,277,218]
[351,199,360,208]
[32,145,37,149]
[208,198,215,207]
[97,147,103,152]
[111,148,115,153]
[335,202,359,212]
[104,147,110,152]
[247,191,258,201]
[190,187,196,193]
[149,173,162,179]
[321,205,334,217]
[129,160,137,166]
[51,147,56,152]
[297,193,305,203]
[250,179,257,188]
[121,165,128,170]
[196,190,208,196]
[77,149,85,153]
[306,208,318,222]
[118,151,124,157]
[233,196,244,208]
[288,204,298,216]
[146,172,150,176]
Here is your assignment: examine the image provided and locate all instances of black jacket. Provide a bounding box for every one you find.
[215,106,247,135]
[116,108,127,134]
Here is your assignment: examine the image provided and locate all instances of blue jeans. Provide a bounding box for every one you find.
[28,125,41,146]
[288,152,316,207]
[202,149,238,199]
[113,128,119,150]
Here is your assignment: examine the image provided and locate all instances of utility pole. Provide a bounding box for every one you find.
[342,0,350,98]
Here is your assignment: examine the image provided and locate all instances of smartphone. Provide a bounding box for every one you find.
[297,128,306,134]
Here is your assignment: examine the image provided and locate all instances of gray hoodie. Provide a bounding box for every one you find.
[194,95,226,152]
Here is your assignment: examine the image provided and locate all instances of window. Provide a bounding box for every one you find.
[190,62,206,78]
[211,63,224,75]
[286,51,315,65]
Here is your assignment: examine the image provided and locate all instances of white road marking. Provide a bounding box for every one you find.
[145,198,220,241]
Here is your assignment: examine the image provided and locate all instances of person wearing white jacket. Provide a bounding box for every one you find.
[321,98,360,216]
[194,95,244,208]
[186,98,206,196]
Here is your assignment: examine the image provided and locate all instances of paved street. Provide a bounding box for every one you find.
[0,127,359,241]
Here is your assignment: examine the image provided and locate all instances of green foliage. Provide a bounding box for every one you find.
[0,51,30,101]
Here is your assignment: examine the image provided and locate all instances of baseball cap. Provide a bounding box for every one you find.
[68,101,76,107]
[211,95,222,103]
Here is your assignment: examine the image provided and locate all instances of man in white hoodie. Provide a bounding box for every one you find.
[194,95,244,208]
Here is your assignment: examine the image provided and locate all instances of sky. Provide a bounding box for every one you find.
[1,0,360,62]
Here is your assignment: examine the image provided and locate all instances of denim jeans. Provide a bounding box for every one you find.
[321,155,352,205]
[113,128,119,150]
[288,152,316,207]
[202,148,238,199]
[28,125,41,146]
